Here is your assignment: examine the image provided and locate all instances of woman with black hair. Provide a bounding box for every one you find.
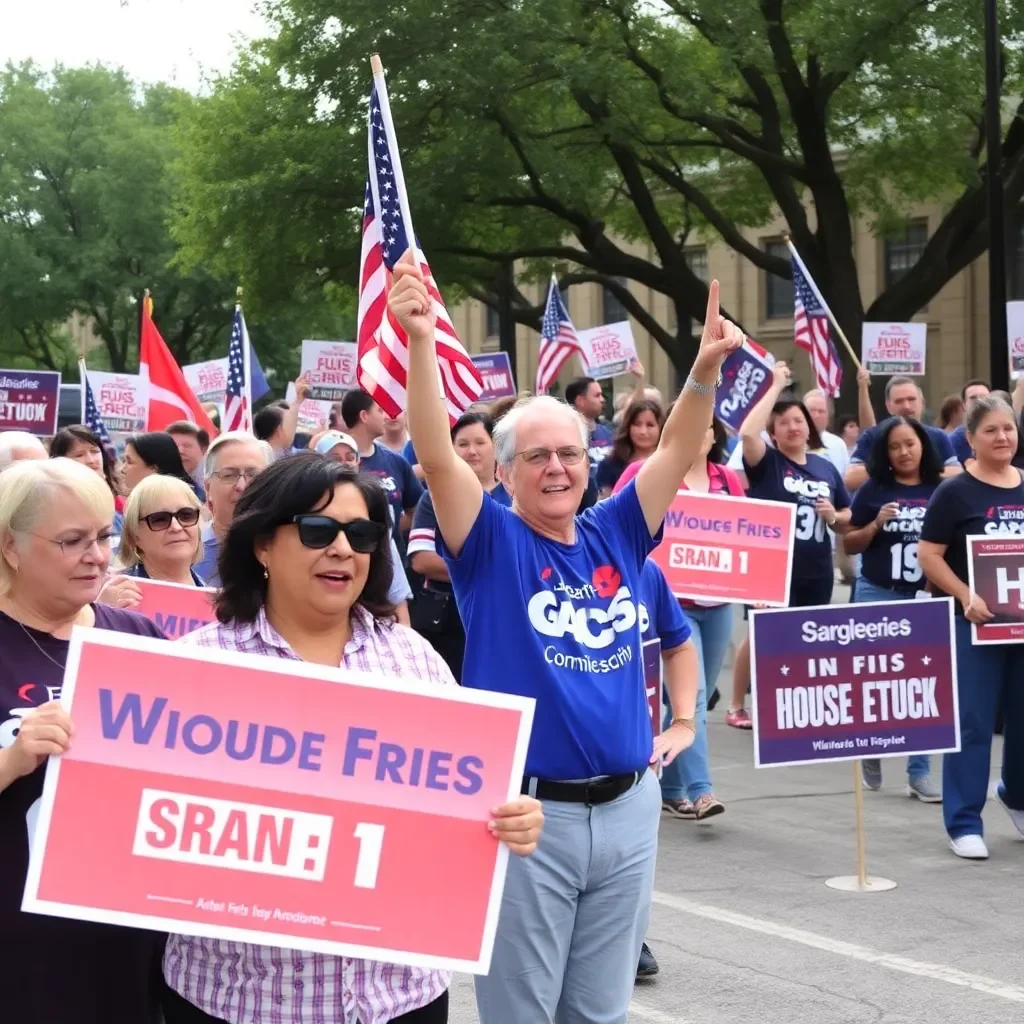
[161,453,543,1024]
[120,431,195,496]
[49,425,124,530]
[596,398,664,497]
[844,416,944,801]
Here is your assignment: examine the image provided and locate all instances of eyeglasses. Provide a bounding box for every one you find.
[30,531,115,557]
[212,467,261,485]
[141,507,201,531]
[291,514,387,553]
[513,446,587,467]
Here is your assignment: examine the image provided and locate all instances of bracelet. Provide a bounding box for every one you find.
[684,373,723,395]
[671,716,697,732]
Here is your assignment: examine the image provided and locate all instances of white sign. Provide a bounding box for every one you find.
[183,358,229,405]
[861,322,927,376]
[300,341,358,402]
[576,321,638,380]
[286,382,331,432]
[87,372,148,433]
[1007,302,1024,376]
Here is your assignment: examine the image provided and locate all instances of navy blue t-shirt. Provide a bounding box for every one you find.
[948,424,972,464]
[596,454,629,493]
[440,481,660,780]
[852,420,957,469]
[849,479,937,591]
[744,446,850,579]
[359,442,423,525]
[638,559,691,650]
[921,470,1024,608]
[402,438,417,466]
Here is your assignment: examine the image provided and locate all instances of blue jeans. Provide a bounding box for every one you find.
[853,577,930,779]
[475,770,661,1023]
[945,615,1024,839]
[660,604,733,801]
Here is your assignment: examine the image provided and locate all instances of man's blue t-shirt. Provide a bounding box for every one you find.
[402,439,417,466]
[948,424,971,464]
[744,447,850,579]
[848,479,936,592]
[359,442,423,525]
[440,481,660,780]
[195,522,221,587]
[851,420,957,469]
[588,423,614,464]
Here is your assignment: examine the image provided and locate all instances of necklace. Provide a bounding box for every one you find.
[16,618,68,671]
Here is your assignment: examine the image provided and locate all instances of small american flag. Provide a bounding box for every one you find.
[357,82,482,421]
[537,275,582,393]
[224,305,251,432]
[78,360,114,450]
[788,243,843,398]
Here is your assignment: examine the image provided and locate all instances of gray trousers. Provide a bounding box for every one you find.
[475,768,661,1024]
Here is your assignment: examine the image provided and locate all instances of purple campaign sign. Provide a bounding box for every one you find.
[471,353,517,402]
[0,370,61,436]
[716,338,774,432]
[750,598,959,768]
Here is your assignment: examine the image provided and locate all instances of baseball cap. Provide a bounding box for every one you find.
[314,431,359,457]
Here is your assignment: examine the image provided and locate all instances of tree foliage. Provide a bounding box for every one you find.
[170,0,1024,378]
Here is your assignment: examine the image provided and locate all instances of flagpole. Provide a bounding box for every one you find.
[237,285,253,421]
[370,53,421,272]
[78,357,88,423]
[783,235,862,370]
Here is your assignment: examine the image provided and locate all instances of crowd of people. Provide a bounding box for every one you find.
[0,260,1022,1023]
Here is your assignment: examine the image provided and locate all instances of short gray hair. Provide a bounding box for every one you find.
[965,394,1016,436]
[202,431,274,481]
[492,396,589,466]
[0,431,46,470]
[884,376,920,400]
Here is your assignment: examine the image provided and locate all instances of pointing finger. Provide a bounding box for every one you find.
[704,279,720,330]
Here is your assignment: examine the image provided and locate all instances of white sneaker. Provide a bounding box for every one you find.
[949,834,989,860]
[995,785,1024,838]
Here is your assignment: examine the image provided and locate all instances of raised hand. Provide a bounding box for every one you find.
[694,280,744,373]
[388,250,436,342]
[771,360,793,390]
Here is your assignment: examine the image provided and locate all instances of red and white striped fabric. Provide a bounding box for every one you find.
[536,275,583,393]
[356,84,482,422]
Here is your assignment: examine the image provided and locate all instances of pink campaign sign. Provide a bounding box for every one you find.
[129,577,217,639]
[23,629,535,974]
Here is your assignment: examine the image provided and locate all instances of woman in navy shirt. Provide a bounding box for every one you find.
[919,395,1024,860]
[845,416,942,801]
[740,362,851,607]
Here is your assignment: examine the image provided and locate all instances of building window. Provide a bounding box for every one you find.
[684,246,709,283]
[485,304,500,339]
[602,277,630,324]
[884,220,928,288]
[764,240,793,319]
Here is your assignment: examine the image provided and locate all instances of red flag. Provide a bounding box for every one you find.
[139,295,217,436]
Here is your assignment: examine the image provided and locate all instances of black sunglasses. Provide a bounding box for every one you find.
[141,507,201,531]
[291,514,387,553]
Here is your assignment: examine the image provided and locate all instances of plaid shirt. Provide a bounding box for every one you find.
[162,604,453,1024]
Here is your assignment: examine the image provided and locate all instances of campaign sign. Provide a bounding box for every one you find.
[471,353,517,401]
[130,578,217,639]
[301,340,358,402]
[23,629,534,973]
[862,322,927,376]
[1008,302,1024,376]
[576,321,637,380]
[183,358,229,405]
[88,371,148,433]
[643,638,663,778]
[749,598,959,768]
[650,491,796,606]
[966,536,1024,644]
[0,370,61,435]
[716,337,776,432]
[285,381,331,432]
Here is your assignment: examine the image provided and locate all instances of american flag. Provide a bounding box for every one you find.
[537,275,583,393]
[357,83,482,421]
[78,360,114,450]
[789,243,843,398]
[223,305,252,432]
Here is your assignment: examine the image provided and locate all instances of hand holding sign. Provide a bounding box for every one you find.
[5,701,74,777]
[488,796,543,856]
[695,280,743,373]
[963,592,994,624]
[98,575,143,610]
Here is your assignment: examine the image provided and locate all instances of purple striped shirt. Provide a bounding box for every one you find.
[162,604,452,1023]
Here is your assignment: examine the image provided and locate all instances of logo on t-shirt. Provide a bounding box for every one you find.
[527,563,638,669]
[783,471,830,501]
[0,680,60,750]
[985,505,1024,534]
[881,503,926,535]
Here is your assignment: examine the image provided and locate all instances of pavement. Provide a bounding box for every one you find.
[447,600,1024,1024]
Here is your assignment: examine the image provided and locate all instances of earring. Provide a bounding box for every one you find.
[261,564,269,580]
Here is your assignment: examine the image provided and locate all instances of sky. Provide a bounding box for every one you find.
[0,0,271,92]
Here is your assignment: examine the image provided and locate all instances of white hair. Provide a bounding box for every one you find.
[493,396,589,466]
[202,431,274,480]
[0,432,47,470]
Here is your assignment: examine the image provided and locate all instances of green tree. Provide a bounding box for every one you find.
[171,0,1024,381]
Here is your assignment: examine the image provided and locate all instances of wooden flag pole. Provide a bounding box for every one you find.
[782,234,863,370]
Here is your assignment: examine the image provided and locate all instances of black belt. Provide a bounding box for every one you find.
[521,771,641,806]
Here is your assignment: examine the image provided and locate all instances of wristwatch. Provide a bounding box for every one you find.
[671,716,697,733]
[684,373,723,395]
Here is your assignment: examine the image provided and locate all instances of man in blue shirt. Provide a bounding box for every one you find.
[948,379,991,464]
[565,376,615,469]
[398,246,742,1024]
[845,376,961,492]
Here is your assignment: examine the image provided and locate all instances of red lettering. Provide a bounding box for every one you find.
[145,797,179,848]
[213,809,249,860]
[254,813,293,865]
[180,802,216,855]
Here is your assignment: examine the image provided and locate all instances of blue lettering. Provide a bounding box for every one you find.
[260,726,296,765]
[182,714,222,755]
[298,731,325,771]
[408,747,425,786]
[99,689,167,743]
[164,709,180,748]
[426,750,452,790]
[342,727,377,776]
[376,743,406,782]
[153,613,178,635]
[454,755,484,795]
[225,721,259,760]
